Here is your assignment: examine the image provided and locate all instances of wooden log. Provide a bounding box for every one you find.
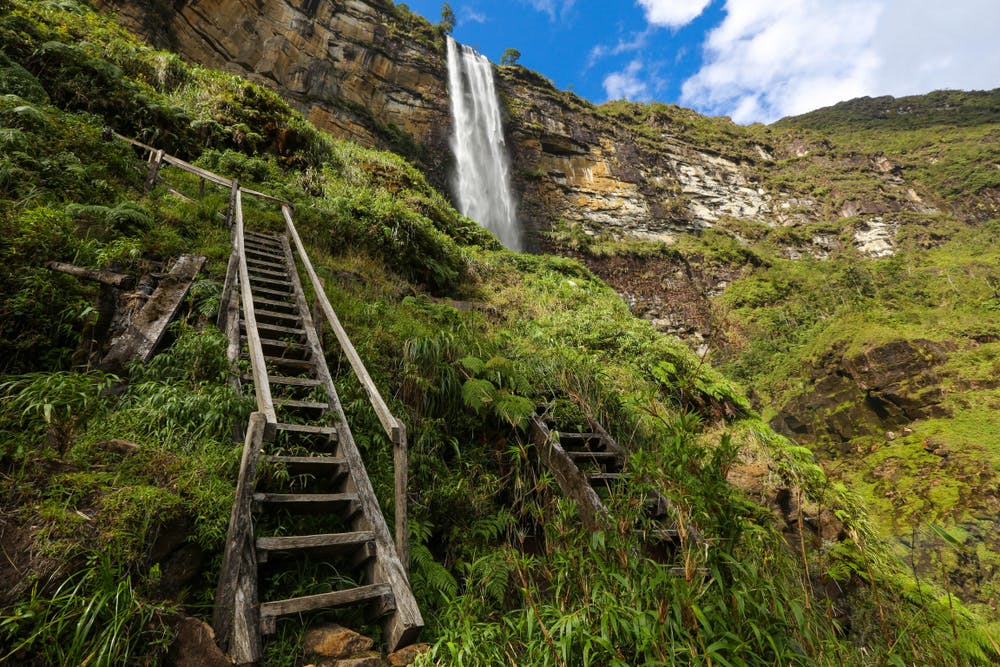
[99,254,205,371]
[213,412,266,665]
[45,261,135,289]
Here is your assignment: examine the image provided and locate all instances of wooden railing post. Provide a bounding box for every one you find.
[394,423,409,573]
[213,412,266,664]
[145,149,164,190]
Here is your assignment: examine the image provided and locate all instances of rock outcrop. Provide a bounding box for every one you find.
[90,0,781,248]
[96,0,453,183]
[772,339,954,446]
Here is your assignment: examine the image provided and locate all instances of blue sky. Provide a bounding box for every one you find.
[401,0,1000,124]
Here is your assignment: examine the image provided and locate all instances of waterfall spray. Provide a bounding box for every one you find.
[446,36,522,251]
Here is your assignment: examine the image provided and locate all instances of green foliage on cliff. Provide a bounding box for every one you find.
[0,1,997,665]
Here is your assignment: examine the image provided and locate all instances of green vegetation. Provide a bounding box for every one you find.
[0,0,997,665]
[500,48,521,67]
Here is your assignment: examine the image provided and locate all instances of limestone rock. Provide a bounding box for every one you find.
[772,339,954,445]
[164,616,231,667]
[387,643,431,666]
[304,625,375,659]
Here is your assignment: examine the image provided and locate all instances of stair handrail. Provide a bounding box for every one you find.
[114,133,290,205]
[234,188,277,433]
[281,204,410,565]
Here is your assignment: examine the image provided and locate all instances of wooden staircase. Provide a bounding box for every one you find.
[529,405,696,561]
[114,136,422,663]
[213,212,422,662]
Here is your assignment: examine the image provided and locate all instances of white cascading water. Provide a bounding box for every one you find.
[446,36,522,251]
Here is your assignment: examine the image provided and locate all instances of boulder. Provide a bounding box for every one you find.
[303,625,375,659]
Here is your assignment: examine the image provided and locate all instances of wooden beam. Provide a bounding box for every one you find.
[234,189,277,434]
[99,254,205,371]
[45,261,135,289]
[213,412,266,664]
[146,149,164,189]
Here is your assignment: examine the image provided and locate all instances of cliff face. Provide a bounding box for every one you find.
[94,0,780,246]
[96,0,453,182]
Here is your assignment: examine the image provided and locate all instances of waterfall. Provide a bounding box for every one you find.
[446,36,522,251]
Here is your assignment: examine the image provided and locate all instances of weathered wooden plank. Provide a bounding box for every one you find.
[219,184,242,369]
[256,531,374,560]
[146,149,164,189]
[263,375,323,388]
[260,455,347,475]
[99,254,205,371]
[234,190,276,433]
[274,398,329,411]
[274,422,339,436]
[45,261,135,289]
[253,492,358,512]
[213,412,266,664]
[259,583,393,633]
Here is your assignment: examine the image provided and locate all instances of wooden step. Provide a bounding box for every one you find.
[587,472,623,487]
[256,530,373,563]
[250,295,297,312]
[252,285,296,300]
[275,422,339,437]
[259,583,394,635]
[244,247,285,261]
[263,355,314,371]
[245,257,285,271]
[253,492,357,513]
[263,375,323,388]
[254,308,302,324]
[261,455,347,475]
[244,320,305,338]
[565,450,618,462]
[250,276,292,294]
[244,340,310,363]
[276,398,329,412]
[246,265,289,280]
[556,432,605,451]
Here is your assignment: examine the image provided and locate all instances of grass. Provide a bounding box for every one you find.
[0,0,997,664]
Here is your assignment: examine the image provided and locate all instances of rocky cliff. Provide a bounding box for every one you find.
[96,0,454,184]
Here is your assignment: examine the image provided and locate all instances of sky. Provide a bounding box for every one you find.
[401,0,1000,124]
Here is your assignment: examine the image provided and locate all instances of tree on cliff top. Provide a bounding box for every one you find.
[500,48,521,66]
[440,3,455,34]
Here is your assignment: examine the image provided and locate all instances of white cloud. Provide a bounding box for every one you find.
[603,60,650,100]
[520,0,576,22]
[680,0,881,123]
[637,0,713,28]
[872,0,1000,97]
[679,0,1000,123]
[586,26,654,71]
[459,7,487,25]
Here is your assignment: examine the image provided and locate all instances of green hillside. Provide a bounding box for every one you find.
[0,1,997,665]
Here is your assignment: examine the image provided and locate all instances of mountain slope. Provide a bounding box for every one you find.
[0,1,998,665]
